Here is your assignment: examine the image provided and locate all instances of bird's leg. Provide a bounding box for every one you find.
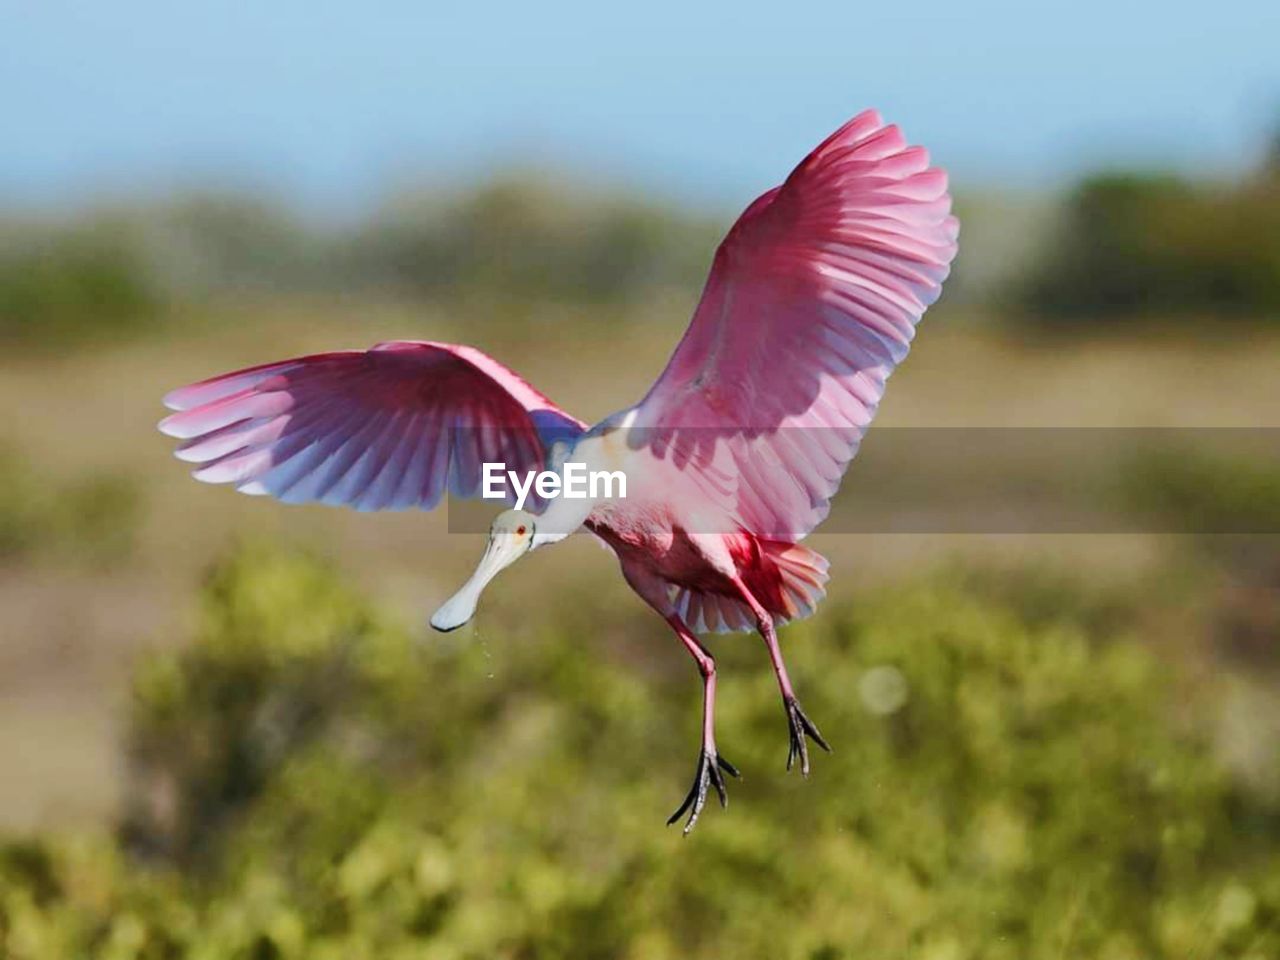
[664,614,740,834]
[731,578,831,775]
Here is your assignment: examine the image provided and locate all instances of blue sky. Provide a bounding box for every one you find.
[3,0,1277,211]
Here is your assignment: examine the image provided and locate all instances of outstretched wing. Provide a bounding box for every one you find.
[159,340,585,511]
[631,109,958,540]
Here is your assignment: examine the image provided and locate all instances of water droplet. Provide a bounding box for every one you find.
[477,630,496,679]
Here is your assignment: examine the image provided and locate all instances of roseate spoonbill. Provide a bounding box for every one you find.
[159,110,958,832]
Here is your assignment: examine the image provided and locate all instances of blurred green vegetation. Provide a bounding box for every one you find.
[350,177,721,307]
[0,221,161,347]
[0,443,141,567]
[1019,159,1280,323]
[1118,445,1280,671]
[3,145,1278,353]
[2,543,1278,958]
[0,175,723,351]
[1120,445,1280,538]
[2,145,1278,959]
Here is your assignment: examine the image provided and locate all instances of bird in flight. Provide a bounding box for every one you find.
[159,110,958,833]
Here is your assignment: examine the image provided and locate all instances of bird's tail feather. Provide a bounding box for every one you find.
[766,541,830,624]
[672,541,829,635]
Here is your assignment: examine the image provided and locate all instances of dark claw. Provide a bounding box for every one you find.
[716,754,741,779]
[668,748,738,834]
[784,697,831,776]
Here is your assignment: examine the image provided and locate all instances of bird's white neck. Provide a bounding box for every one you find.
[531,487,595,548]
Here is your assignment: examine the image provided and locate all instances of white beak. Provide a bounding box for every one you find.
[430,535,527,632]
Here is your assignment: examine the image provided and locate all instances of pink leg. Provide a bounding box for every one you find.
[731,577,831,776]
[619,562,738,833]
[664,613,740,834]
[668,614,718,753]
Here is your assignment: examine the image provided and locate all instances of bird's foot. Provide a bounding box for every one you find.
[785,696,831,776]
[667,748,740,835]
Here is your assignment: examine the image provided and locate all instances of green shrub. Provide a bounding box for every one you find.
[353,175,720,307]
[0,224,160,347]
[0,443,142,568]
[1120,445,1280,537]
[3,544,1278,958]
[0,446,42,560]
[1019,169,1280,322]
[1118,444,1280,669]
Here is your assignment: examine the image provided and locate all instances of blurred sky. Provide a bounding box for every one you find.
[3,0,1278,212]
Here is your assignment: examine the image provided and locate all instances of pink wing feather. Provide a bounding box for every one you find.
[159,341,584,511]
[633,109,959,540]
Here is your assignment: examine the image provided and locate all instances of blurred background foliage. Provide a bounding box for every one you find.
[0,173,723,350]
[1018,152,1280,323]
[0,443,140,568]
[3,544,1280,959]
[2,134,1279,352]
[1,97,1279,960]
[0,221,161,348]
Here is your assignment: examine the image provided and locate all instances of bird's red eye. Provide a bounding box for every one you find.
[516,525,527,535]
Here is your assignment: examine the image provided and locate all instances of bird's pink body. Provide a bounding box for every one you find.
[586,509,822,626]
[160,110,958,831]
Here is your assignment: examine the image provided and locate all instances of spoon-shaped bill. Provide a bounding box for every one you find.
[430,535,527,631]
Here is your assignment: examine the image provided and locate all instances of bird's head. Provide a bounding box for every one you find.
[429,509,536,632]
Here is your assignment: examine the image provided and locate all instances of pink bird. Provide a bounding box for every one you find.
[159,110,958,832]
